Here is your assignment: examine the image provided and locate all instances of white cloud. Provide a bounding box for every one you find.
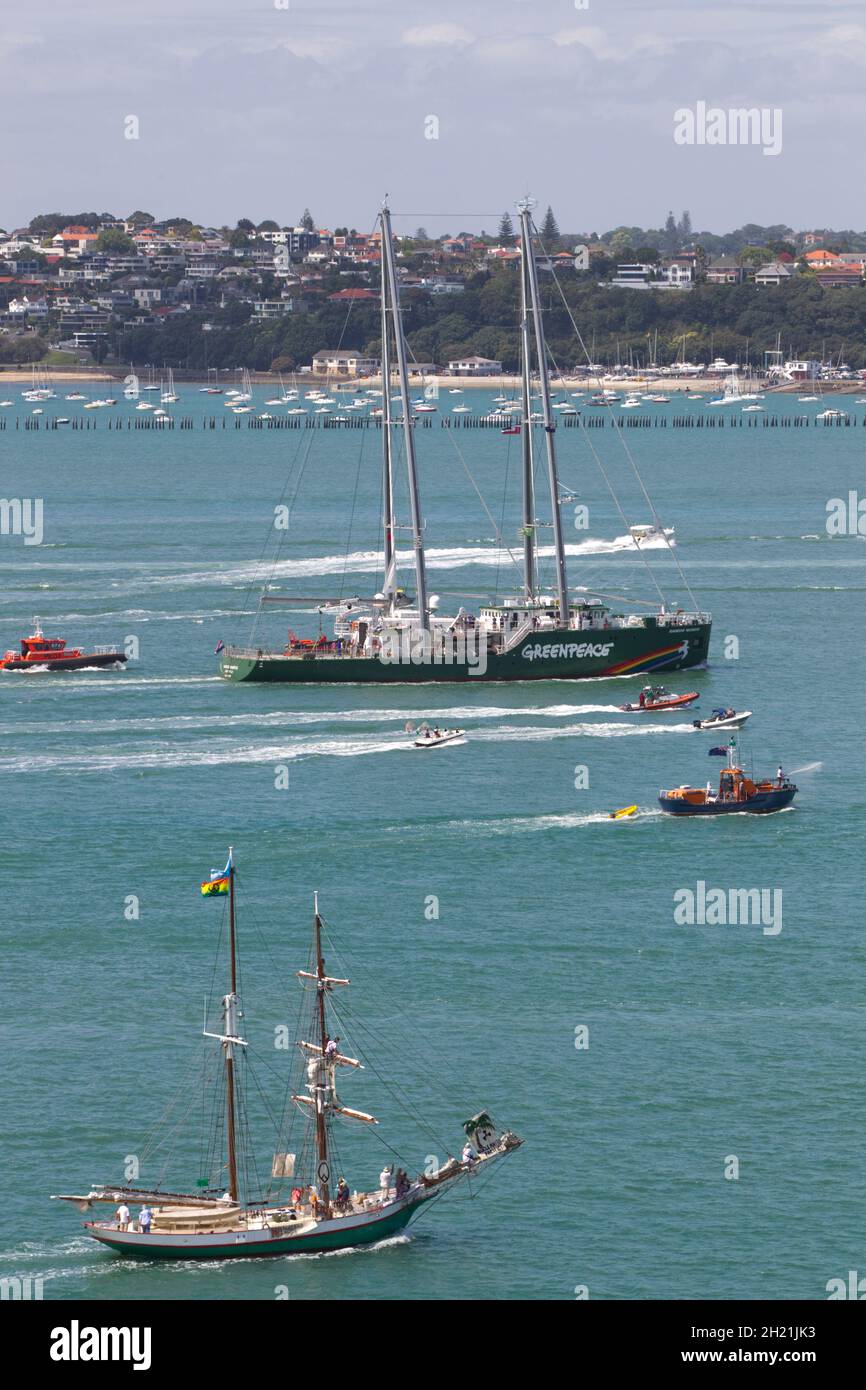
[402,24,474,49]
[808,23,866,64]
[552,26,673,63]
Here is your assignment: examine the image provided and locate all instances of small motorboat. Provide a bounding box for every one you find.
[620,684,699,712]
[608,804,637,820]
[412,726,465,749]
[659,742,797,816]
[0,619,127,672]
[693,707,752,731]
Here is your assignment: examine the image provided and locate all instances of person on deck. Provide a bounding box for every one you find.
[638,690,646,708]
[115,1202,130,1231]
[335,1178,350,1211]
[138,1205,152,1235]
[395,1169,410,1198]
[325,1036,339,1060]
[777,765,784,787]
[461,1141,478,1167]
[379,1165,393,1201]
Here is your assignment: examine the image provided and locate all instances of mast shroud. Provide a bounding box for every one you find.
[224,849,239,1203]
[380,204,429,629]
[380,239,395,601]
[519,241,536,599]
[518,202,569,624]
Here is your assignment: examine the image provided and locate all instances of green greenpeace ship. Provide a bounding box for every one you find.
[220,201,711,685]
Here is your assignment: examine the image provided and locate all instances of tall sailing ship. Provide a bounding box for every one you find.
[219,201,711,684]
[53,852,521,1258]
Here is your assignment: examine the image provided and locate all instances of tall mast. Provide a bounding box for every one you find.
[313,893,331,1217]
[380,203,429,629]
[519,238,536,600]
[518,200,569,625]
[380,239,395,604]
[224,848,239,1203]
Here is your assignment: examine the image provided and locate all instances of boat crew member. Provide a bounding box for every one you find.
[325,1036,339,1060]
[777,765,784,787]
[379,1164,393,1200]
[461,1141,478,1168]
[335,1178,351,1211]
[308,1183,319,1215]
[705,781,713,801]
[138,1205,152,1235]
[115,1202,131,1231]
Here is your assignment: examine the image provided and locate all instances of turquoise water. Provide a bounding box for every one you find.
[2,387,865,1300]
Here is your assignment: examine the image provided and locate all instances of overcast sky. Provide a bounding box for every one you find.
[3,0,865,236]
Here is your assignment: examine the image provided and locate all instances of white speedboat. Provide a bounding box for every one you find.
[412,727,466,749]
[692,708,752,731]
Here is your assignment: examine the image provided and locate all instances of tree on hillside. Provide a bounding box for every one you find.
[677,210,692,244]
[126,210,155,228]
[662,212,679,255]
[96,228,136,255]
[300,209,315,231]
[257,220,280,232]
[498,212,515,245]
[541,206,560,245]
[236,218,255,232]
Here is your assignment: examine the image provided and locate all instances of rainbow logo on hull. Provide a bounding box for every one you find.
[602,643,686,677]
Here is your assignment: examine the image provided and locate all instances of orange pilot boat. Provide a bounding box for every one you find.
[0,619,127,673]
[659,739,797,816]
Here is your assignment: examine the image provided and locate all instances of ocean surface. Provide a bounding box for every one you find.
[2,385,864,1301]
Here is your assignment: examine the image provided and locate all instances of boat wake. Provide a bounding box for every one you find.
[0,702,627,738]
[400,807,663,837]
[1,720,698,773]
[157,535,672,589]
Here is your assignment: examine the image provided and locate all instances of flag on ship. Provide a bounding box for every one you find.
[201,851,233,896]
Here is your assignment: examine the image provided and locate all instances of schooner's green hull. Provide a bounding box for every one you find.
[85,1202,421,1260]
[220,619,711,684]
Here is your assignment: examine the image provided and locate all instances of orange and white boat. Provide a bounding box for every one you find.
[0,619,127,672]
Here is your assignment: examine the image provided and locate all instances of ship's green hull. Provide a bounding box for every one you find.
[86,1202,420,1260]
[220,619,711,684]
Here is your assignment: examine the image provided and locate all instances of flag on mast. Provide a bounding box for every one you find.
[201,850,233,896]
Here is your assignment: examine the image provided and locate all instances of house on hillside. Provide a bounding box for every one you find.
[706,256,744,284]
[446,354,502,376]
[803,248,842,270]
[311,350,380,376]
[754,261,794,287]
[815,266,864,288]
